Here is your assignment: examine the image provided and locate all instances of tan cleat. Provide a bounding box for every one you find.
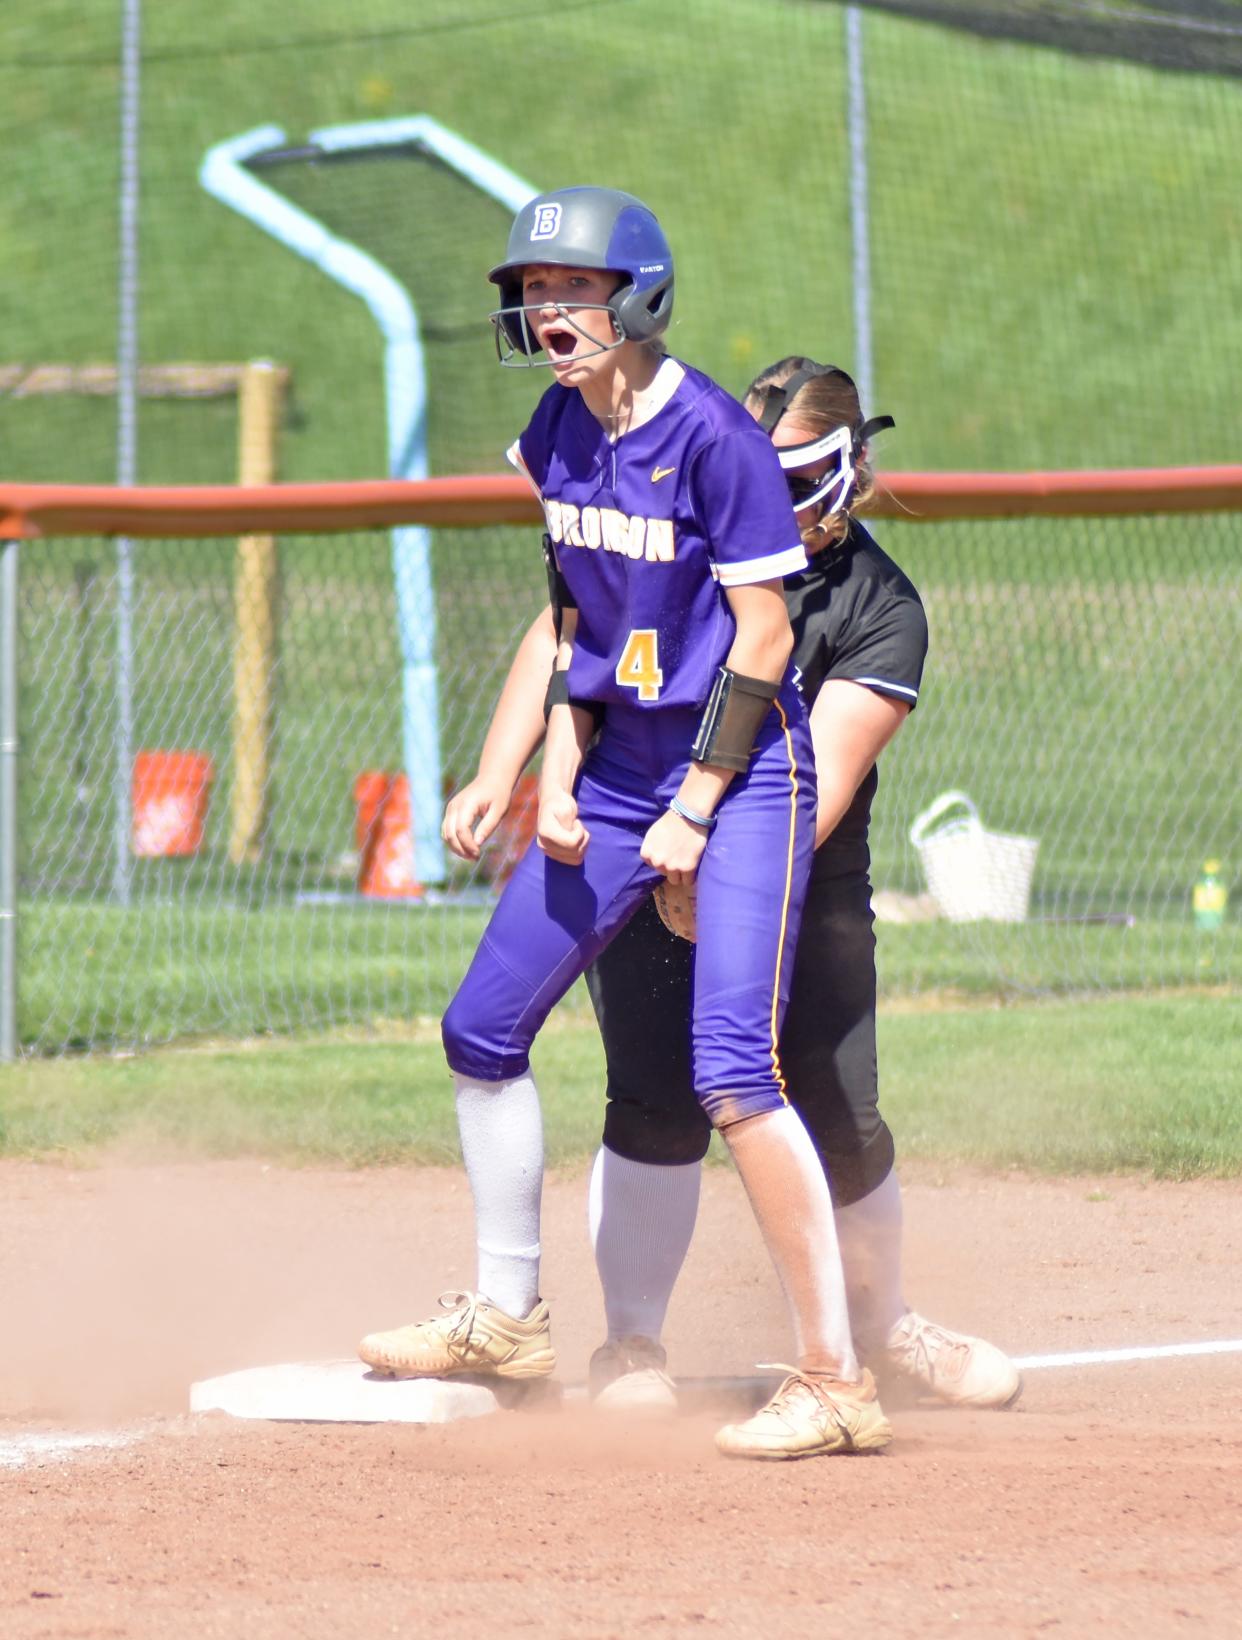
[589,1335,678,1416]
[715,1367,892,1461]
[869,1311,1022,1409]
[358,1291,555,1381]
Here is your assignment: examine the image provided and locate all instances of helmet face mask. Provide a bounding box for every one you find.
[489,300,625,369]
[778,426,856,517]
[755,360,895,522]
[488,186,674,367]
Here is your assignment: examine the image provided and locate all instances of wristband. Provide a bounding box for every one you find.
[669,795,717,832]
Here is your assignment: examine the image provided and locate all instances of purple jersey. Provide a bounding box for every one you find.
[508,359,806,710]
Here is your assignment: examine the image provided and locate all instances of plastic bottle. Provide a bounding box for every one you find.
[1192,859,1228,932]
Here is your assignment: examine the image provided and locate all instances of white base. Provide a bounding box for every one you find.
[189,1360,780,1426]
[189,1359,553,1424]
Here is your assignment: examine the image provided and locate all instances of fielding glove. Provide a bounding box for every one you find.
[652,877,698,943]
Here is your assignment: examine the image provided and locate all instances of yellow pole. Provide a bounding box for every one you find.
[230,360,284,865]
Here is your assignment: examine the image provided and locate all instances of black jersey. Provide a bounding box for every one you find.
[783,520,928,857]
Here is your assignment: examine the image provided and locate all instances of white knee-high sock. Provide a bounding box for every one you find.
[588,1147,701,1342]
[723,1105,858,1379]
[453,1072,543,1318]
[833,1167,907,1354]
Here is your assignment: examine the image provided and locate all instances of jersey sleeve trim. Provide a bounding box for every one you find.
[506,440,543,501]
[851,674,920,704]
[643,357,685,419]
[715,543,808,586]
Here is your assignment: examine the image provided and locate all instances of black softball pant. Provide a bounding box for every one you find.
[584,849,895,1208]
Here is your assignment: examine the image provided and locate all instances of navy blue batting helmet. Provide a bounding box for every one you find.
[488,186,674,360]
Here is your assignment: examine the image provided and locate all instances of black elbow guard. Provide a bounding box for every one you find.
[544,666,571,721]
[690,667,779,772]
[543,665,604,732]
[541,533,576,640]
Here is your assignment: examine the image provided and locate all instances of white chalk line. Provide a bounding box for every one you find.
[0,1428,144,1470]
[1013,1338,1242,1371]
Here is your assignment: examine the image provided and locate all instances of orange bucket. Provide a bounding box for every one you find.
[132,751,214,857]
[482,773,539,882]
[356,772,423,899]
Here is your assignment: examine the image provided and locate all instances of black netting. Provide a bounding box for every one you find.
[837,0,1242,77]
[246,143,537,477]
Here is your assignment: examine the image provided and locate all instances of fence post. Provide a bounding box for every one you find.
[230,360,284,864]
[112,0,142,907]
[845,4,875,414]
[1,537,18,1061]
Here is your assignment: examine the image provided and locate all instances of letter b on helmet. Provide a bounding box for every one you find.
[529,202,563,242]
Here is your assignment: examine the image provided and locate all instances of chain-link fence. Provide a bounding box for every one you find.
[4,485,1238,1054]
[4,0,1240,1051]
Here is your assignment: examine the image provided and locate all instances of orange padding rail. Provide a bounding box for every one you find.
[4,467,1242,540]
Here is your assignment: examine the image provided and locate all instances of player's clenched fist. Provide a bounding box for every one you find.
[537,787,590,865]
[641,808,707,885]
[442,774,512,862]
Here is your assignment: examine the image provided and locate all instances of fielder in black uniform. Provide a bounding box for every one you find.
[585,359,1022,1413]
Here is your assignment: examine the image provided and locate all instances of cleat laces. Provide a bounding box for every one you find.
[754,1365,858,1446]
[438,1292,488,1360]
[896,1319,971,1387]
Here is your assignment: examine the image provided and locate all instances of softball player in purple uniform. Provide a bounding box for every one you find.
[359,190,889,1460]
[429,356,1020,1449]
[585,360,1021,1420]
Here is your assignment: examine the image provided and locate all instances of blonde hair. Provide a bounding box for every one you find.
[744,356,876,550]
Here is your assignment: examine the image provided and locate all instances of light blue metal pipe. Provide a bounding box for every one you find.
[201,126,445,883]
[201,121,540,888]
[306,122,536,892]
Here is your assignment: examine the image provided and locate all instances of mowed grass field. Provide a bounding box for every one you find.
[2,992,1238,1178]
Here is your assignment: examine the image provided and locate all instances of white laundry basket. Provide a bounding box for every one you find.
[909,791,1039,924]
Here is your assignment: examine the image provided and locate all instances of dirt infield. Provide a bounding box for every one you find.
[2,1158,1240,1638]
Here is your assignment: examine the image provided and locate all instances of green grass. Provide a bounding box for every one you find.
[4,1,1240,1050]
[2,993,1237,1178]
[3,0,1240,482]
[13,895,1239,1054]
[17,900,494,1051]
[877,991,1242,1178]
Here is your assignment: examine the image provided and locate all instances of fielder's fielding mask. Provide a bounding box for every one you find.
[757,361,894,517]
[488,186,675,366]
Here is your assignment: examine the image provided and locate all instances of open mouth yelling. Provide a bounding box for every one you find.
[542,325,579,359]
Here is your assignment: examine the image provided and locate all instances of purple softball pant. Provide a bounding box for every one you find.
[441,683,816,1126]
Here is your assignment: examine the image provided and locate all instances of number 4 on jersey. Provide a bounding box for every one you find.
[615,628,663,701]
